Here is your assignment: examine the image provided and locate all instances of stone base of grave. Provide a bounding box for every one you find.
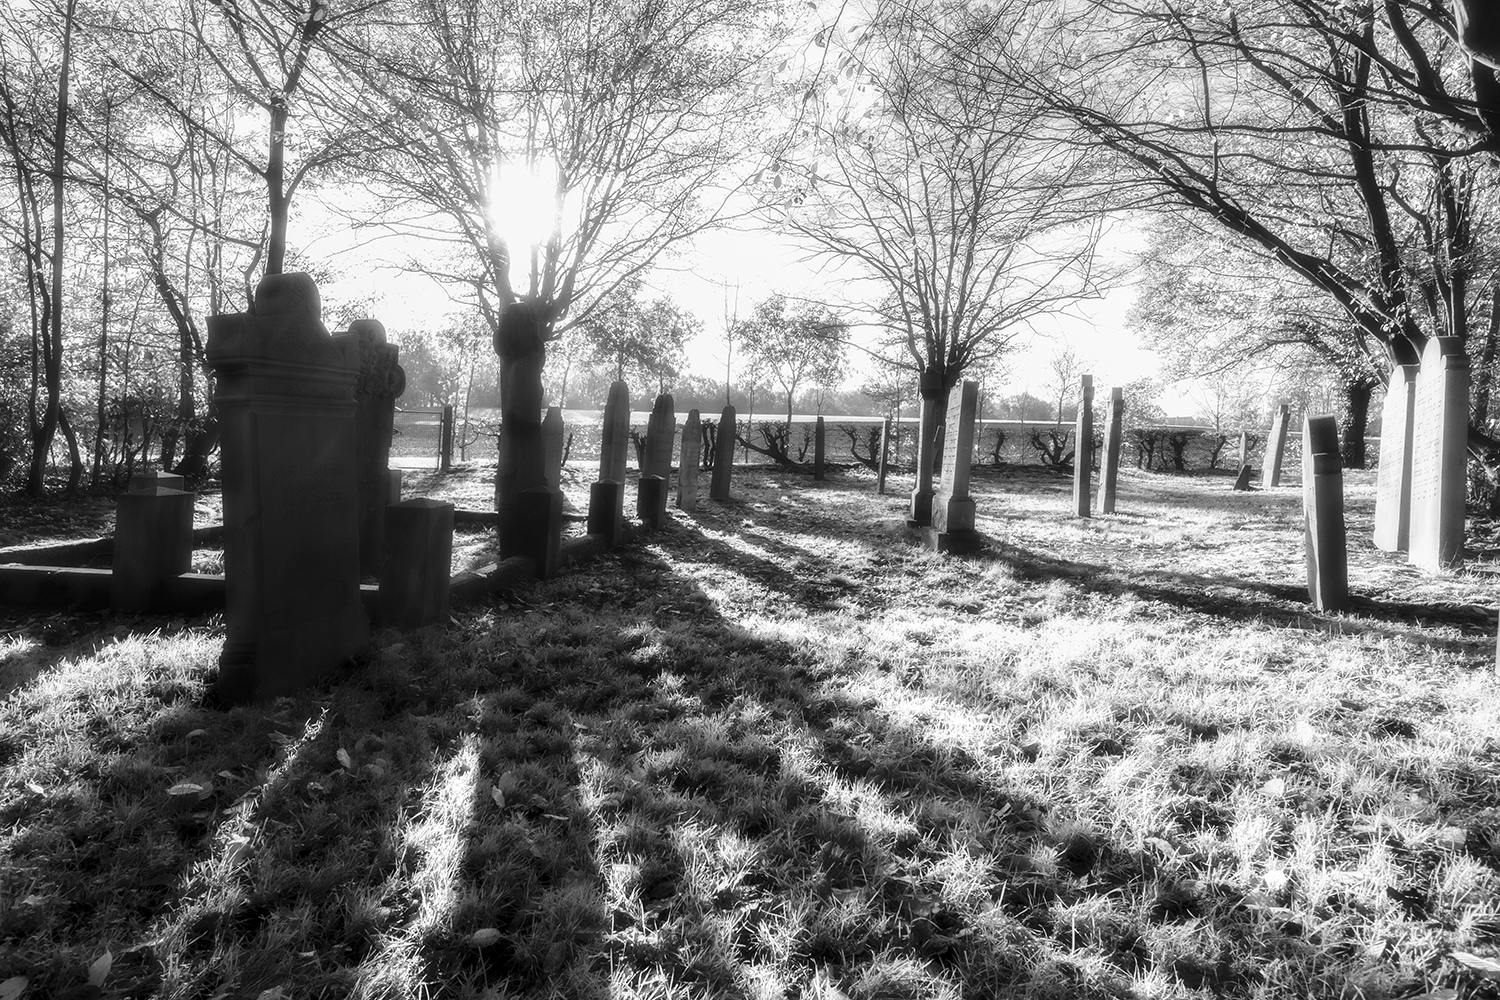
[519,487,563,580]
[588,481,625,547]
[921,527,984,555]
[1233,465,1255,491]
[129,470,185,493]
[111,486,195,613]
[637,476,668,531]
[932,496,974,535]
[214,604,369,705]
[906,488,933,528]
[380,498,453,629]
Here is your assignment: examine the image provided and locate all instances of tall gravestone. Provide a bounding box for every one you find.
[1262,403,1290,487]
[588,381,630,545]
[1408,337,1470,571]
[543,406,565,491]
[710,405,736,501]
[206,272,368,704]
[814,416,826,480]
[1073,375,1094,517]
[1374,364,1419,553]
[493,302,560,574]
[638,394,675,529]
[1302,414,1349,611]
[677,409,702,512]
[333,319,405,576]
[877,416,892,495]
[908,389,940,527]
[1098,386,1124,513]
[926,381,980,552]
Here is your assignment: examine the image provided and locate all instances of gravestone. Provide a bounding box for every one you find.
[1237,430,1249,469]
[638,394,675,529]
[1374,364,1418,553]
[543,406,565,491]
[1262,403,1290,487]
[710,405,736,501]
[1408,337,1470,571]
[677,409,702,512]
[129,470,185,494]
[1097,386,1123,514]
[908,390,940,526]
[1073,375,1094,517]
[926,381,980,552]
[1233,465,1254,491]
[380,498,453,629]
[333,319,405,576]
[439,404,454,472]
[877,416,892,494]
[111,485,194,613]
[1302,414,1349,611]
[814,416,826,480]
[588,380,630,545]
[205,272,368,704]
[492,302,552,560]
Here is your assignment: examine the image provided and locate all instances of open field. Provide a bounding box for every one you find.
[2,464,1500,999]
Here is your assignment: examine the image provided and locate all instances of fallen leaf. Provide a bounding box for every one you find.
[25,782,43,795]
[336,748,353,770]
[225,836,253,865]
[186,729,208,739]
[491,786,505,809]
[1452,951,1500,979]
[1436,827,1468,849]
[469,928,502,947]
[1261,777,1286,798]
[87,950,112,987]
[0,976,27,1000]
[167,783,206,797]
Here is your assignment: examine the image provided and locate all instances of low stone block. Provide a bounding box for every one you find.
[379,498,453,630]
[518,488,563,580]
[111,486,194,613]
[129,470,186,493]
[921,526,984,555]
[587,480,624,548]
[637,475,668,531]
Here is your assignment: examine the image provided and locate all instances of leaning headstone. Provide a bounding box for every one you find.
[205,272,368,704]
[1408,337,1470,571]
[1237,430,1249,469]
[877,416,892,494]
[926,381,980,553]
[1097,385,1123,514]
[1262,403,1290,487]
[677,409,701,512]
[1073,375,1094,517]
[588,381,630,545]
[380,498,453,629]
[543,406,565,491]
[128,470,185,494]
[333,319,405,576]
[492,303,552,561]
[814,416,826,481]
[710,405,736,501]
[638,394,675,529]
[1302,414,1349,611]
[1374,364,1419,553]
[1232,465,1254,491]
[908,394,939,526]
[111,485,194,613]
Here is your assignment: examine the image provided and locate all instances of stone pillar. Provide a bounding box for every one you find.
[519,487,563,578]
[1237,430,1249,468]
[439,404,454,472]
[588,381,630,545]
[710,405,736,501]
[543,406,565,491]
[677,409,701,512]
[908,394,939,527]
[1097,385,1123,514]
[1374,364,1418,553]
[926,381,980,552]
[333,319,405,577]
[379,498,453,629]
[877,416,892,495]
[638,394,675,528]
[1072,375,1094,517]
[1408,337,1470,571]
[493,303,550,559]
[205,272,368,704]
[1262,403,1290,487]
[1303,414,1349,611]
[814,416,826,480]
[111,485,194,613]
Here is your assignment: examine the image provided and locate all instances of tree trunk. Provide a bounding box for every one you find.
[1340,377,1376,470]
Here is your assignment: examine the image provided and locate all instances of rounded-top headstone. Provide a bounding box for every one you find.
[252,272,321,319]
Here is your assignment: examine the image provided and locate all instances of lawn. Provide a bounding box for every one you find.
[1,462,1499,999]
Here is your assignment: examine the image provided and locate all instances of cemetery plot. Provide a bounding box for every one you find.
[1,464,1498,999]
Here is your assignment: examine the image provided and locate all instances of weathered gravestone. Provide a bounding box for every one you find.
[1302,414,1349,611]
[543,406,565,492]
[1233,465,1254,491]
[677,409,702,512]
[493,302,556,569]
[1098,386,1124,513]
[588,381,630,545]
[908,388,940,527]
[877,416,892,495]
[333,319,405,576]
[1073,375,1094,517]
[111,484,194,613]
[1262,403,1290,487]
[710,405,736,501]
[1408,337,1470,571]
[206,272,368,704]
[814,416,826,481]
[638,394,675,529]
[1373,364,1418,553]
[926,381,980,553]
[380,498,453,629]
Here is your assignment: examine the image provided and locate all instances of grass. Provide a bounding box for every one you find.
[1,461,1499,999]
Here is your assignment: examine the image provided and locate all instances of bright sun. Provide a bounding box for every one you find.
[489,157,559,250]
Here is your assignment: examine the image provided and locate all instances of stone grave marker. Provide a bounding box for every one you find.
[111,484,194,613]
[588,380,630,545]
[908,395,939,527]
[677,409,702,512]
[814,416,826,480]
[1408,337,1470,571]
[1074,375,1094,517]
[1233,465,1254,491]
[926,380,980,552]
[877,416,892,494]
[1374,364,1418,553]
[333,319,405,576]
[1098,385,1123,514]
[1238,430,1249,469]
[1262,403,1290,487]
[492,302,553,563]
[439,403,455,472]
[710,405,736,501]
[1302,414,1349,611]
[380,498,453,629]
[205,272,368,704]
[543,406,565,491]
[638,394,675,529]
